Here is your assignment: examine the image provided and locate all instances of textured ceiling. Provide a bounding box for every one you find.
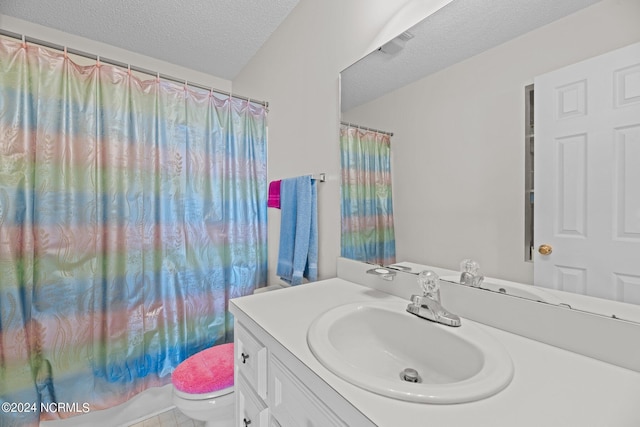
[341,0,601,111]
[0,0,300,80]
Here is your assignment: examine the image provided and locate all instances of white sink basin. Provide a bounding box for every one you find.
[307,300,513,404]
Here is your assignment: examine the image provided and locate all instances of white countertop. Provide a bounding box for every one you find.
[230,278,640,427]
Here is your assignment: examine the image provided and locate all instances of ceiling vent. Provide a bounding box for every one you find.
[378,31,414,55]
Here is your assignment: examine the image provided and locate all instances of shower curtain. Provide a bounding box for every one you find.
[340,124,396,266]
[0,38,267,426]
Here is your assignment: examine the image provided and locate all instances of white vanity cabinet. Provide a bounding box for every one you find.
[233,319,374,427]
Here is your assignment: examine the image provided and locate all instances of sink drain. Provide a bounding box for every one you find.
[400,368,420,383]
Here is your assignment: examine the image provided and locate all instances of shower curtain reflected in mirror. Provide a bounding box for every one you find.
[340,124,396,266]
[0,38,267,426]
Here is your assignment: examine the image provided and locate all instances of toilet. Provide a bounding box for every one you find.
[171,343,235,427]
[172,283,288,426]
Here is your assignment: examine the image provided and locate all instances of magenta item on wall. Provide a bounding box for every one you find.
[268,179,282,208]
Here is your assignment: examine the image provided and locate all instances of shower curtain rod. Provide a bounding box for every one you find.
[340,121,394,137]
[0,28,269,108]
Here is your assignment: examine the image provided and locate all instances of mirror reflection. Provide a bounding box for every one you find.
[340,0,640,321]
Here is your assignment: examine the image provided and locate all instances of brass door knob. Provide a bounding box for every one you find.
[538,244,553,255]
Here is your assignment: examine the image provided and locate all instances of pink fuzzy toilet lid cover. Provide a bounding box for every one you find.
[172,343,234,394]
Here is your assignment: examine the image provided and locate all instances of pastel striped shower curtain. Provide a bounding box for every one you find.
[0,38,267,426]
[340,124,396,266]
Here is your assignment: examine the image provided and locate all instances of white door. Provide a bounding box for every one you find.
[534,41,640,304]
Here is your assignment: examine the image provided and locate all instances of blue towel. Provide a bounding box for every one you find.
[305,179,318,282]
[276,176,318,285]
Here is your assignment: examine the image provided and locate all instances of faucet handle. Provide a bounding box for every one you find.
[417,270,440,296]
[460,259,480,274]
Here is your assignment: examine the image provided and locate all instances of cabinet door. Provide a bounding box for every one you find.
[236,323,268,399]
[237,373,269,427]
[268,355,348,427]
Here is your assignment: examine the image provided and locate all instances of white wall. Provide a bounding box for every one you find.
[343,0,640,283]
[0,15,232,93]
[233,0,453,284]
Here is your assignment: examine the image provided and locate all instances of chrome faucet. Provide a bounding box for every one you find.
[406,270,461,327]
[459,259,484,288]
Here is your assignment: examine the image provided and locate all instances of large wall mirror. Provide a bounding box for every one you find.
[340,0,640,322]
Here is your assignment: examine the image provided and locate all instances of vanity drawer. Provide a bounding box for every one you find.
[237,373,269,427]
[268,354,348,427]
[236,323,268,399]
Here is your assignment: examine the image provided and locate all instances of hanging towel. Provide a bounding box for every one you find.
[267,180,281,208]
[305,179,318,282]
[276,176,318,285]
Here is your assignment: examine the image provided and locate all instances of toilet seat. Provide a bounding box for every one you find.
[172,343,234,396]
[173,384,234,401]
